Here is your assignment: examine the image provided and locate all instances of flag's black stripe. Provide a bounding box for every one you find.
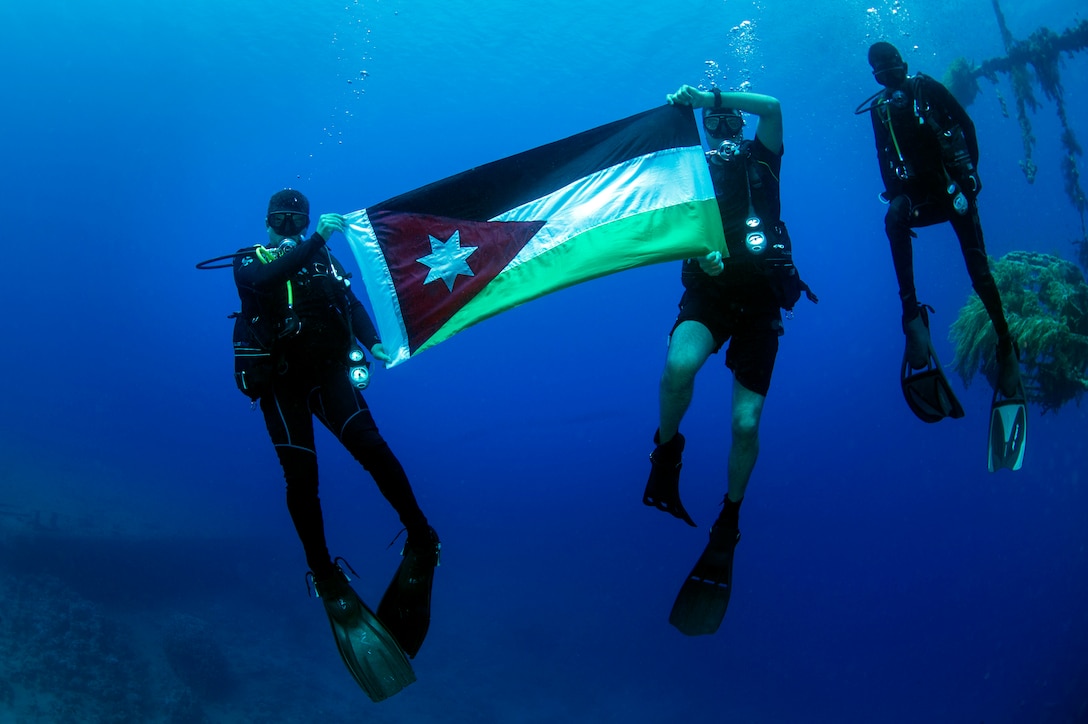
[372,104,699,221]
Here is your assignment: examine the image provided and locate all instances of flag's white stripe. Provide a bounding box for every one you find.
[344,144,711,367]
[491,145,712,270]
[344,209,412,366]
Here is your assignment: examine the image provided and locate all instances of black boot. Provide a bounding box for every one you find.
[643,431,696,527]
[714,495,743,534]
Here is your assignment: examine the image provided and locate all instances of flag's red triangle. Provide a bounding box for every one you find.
[369,210,545,353]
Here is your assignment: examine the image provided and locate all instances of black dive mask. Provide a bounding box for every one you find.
[703,110,744,140]
[268,211,309,237]
[873,65,907,89]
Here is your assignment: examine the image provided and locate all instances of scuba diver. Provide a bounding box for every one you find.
[644,85,815,636]
[862,42,1026,470]
[229,189,441,700]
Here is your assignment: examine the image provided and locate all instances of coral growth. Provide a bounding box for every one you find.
[0,574,152,722]
[944,56,979,107]
[950,251,1088,412]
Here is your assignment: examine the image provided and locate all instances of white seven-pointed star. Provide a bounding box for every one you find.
[417,231,478,291]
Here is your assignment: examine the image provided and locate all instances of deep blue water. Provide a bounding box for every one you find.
[1,0,1086,721]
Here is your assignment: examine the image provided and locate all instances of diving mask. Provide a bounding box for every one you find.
[268,211,309,237]
[703,108,745,140]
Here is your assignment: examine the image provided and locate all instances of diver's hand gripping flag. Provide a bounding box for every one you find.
[345,104,724,366]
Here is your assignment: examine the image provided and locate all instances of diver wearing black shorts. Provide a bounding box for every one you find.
[643,85,814,636]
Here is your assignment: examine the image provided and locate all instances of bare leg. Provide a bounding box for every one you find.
[644,321,716,527]
[658,321,716,442]
[726,380,766,503]
[667,377,761,635]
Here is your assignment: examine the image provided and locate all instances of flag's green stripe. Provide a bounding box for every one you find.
[348,144,716,366]
[417,199,724,353]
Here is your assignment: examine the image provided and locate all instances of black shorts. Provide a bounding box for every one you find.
[672,279,782,397]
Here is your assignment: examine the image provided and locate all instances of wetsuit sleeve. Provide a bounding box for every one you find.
[750,137,783,169]
[233,232,327,292]
[870,105,901,194]
[323,250,381,349]
[345,287,380,349]
[927,77,980,165]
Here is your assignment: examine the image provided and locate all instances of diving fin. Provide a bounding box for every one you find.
[901,342,965,423]
[313,566,416,702]
[988,382,1027,472]
[668,525,740,636]
[377,527,441,659]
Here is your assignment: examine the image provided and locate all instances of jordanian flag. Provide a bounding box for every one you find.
[345,104,724,366]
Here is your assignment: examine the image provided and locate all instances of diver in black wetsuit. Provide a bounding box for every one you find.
[866,42,1021,397]
[233,189,439,671]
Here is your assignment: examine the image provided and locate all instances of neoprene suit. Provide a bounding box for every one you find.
[870,73,1010,338]
[233,232,429,580]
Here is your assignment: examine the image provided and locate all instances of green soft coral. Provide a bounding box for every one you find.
[950,251,1088,412]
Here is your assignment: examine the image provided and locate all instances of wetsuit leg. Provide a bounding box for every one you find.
[313,366,429,536]
[261,378,336,579]
[950,201,1010,339]
[885,194,920,316]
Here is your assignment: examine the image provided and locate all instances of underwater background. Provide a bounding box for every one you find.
[1,0,1086,721]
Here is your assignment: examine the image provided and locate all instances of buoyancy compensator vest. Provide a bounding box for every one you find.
[699,139,814,312]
